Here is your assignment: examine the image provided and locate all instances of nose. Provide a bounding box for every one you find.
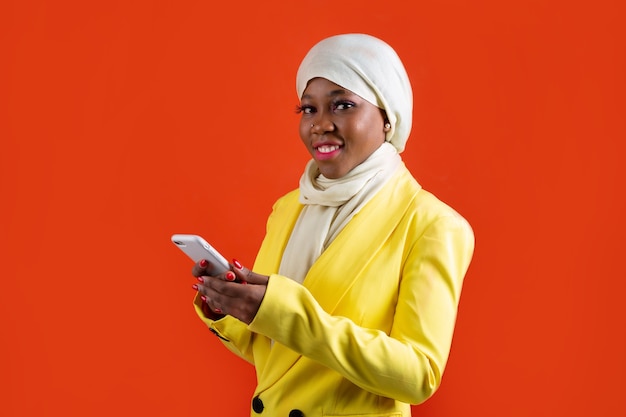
[310,114,335,133]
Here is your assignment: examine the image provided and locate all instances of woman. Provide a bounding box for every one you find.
[190,33,474,416]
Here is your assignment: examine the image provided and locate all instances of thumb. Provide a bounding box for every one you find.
[231,259,269,285]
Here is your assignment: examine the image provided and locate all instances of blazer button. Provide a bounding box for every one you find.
[252,396,264,413]
[289,410,304,417]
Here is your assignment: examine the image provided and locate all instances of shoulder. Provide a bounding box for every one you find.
[412,189,474,243]
[263,188,304,231]
[270,188,301,212]
[393,167,473,237]
[413,189,466,221]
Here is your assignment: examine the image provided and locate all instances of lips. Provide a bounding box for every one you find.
[317,144,340,153]
[313,143,343,160]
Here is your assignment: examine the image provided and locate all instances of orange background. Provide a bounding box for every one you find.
[1,1,625,416]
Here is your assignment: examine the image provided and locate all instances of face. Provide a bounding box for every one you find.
[298,78,389,179]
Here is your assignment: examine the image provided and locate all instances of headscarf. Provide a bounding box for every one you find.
[296,33,413,153]
[278,34,412,283]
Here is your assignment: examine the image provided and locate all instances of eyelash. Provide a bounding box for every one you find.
[295,101,355,115]
[295,105,310,114]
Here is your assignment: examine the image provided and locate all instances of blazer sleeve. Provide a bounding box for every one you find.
[248,213,475,405]
[193,293,256,365]
[191,191,300,366]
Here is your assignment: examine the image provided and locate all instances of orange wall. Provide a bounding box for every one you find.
[1,1,625,416]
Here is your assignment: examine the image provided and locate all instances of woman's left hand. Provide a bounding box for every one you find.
[192,260,269,325]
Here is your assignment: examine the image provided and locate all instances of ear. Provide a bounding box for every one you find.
[380,109,391,132]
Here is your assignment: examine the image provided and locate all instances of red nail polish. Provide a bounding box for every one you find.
[214,308,222,313]
[225,272,236,281]
[200,295,207,302]
[233,259,243,269]
[197,276,204,283]
[192,284,198,290]
[199,259,208,268]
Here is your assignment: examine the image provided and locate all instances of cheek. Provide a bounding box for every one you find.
[298,122,310,146]
[298,124,306,139]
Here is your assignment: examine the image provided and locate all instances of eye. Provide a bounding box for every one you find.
[296,104,315,114]
[332,101,355,112]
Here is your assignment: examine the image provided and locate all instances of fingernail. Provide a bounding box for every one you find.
[233,259,243,269]
[200,295,207,302]
[196,276,204,283]
[225,271,236,281]
[199,259,208,268]
[214,308,222,313]
[192,284,198,290]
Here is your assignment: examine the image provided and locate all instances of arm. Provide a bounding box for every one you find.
[189,192,300,365]
[193,292,257,364]
[248,214,474,404]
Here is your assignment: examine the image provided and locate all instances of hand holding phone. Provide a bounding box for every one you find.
[171,234,230,274]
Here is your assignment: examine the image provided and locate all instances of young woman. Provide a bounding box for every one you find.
[190,33,474,416]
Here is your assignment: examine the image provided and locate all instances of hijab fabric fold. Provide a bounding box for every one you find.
[279,33,413,284]
[296,33,413,153]
[279,143,401,283]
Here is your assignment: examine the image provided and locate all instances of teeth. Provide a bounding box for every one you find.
[317,145,340,153]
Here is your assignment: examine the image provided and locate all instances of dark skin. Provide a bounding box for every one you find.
[192,261,268,325]
[191,78,390,324]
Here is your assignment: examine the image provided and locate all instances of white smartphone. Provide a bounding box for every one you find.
[171,234,230,274]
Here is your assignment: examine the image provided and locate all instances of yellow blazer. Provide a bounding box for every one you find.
[195,165,474,416]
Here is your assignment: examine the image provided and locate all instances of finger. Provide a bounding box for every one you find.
[192,259,220,277]
[199,270,237,283]
[231,259,248,283]
[201,276,266,324]
[225,271,237,282]
[231,259,269,285]
[203,278,255,312]
[202,275,238,295]
[201,282,236,315]
[194,282,225,315]
[200,294,223,315]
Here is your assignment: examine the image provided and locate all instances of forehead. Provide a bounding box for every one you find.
[301,78,359,99]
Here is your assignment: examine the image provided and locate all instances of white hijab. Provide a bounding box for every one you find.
[279,34,413,283]
[296,33,413,153]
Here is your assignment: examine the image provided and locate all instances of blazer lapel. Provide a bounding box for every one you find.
[253,190,303,276]
[303,167,420,313]
[255,167,420,392]
[253,191,304,389]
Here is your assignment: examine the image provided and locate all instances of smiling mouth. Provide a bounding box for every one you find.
[316,145,341,154]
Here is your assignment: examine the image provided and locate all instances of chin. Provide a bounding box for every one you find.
[319,168,348,179]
